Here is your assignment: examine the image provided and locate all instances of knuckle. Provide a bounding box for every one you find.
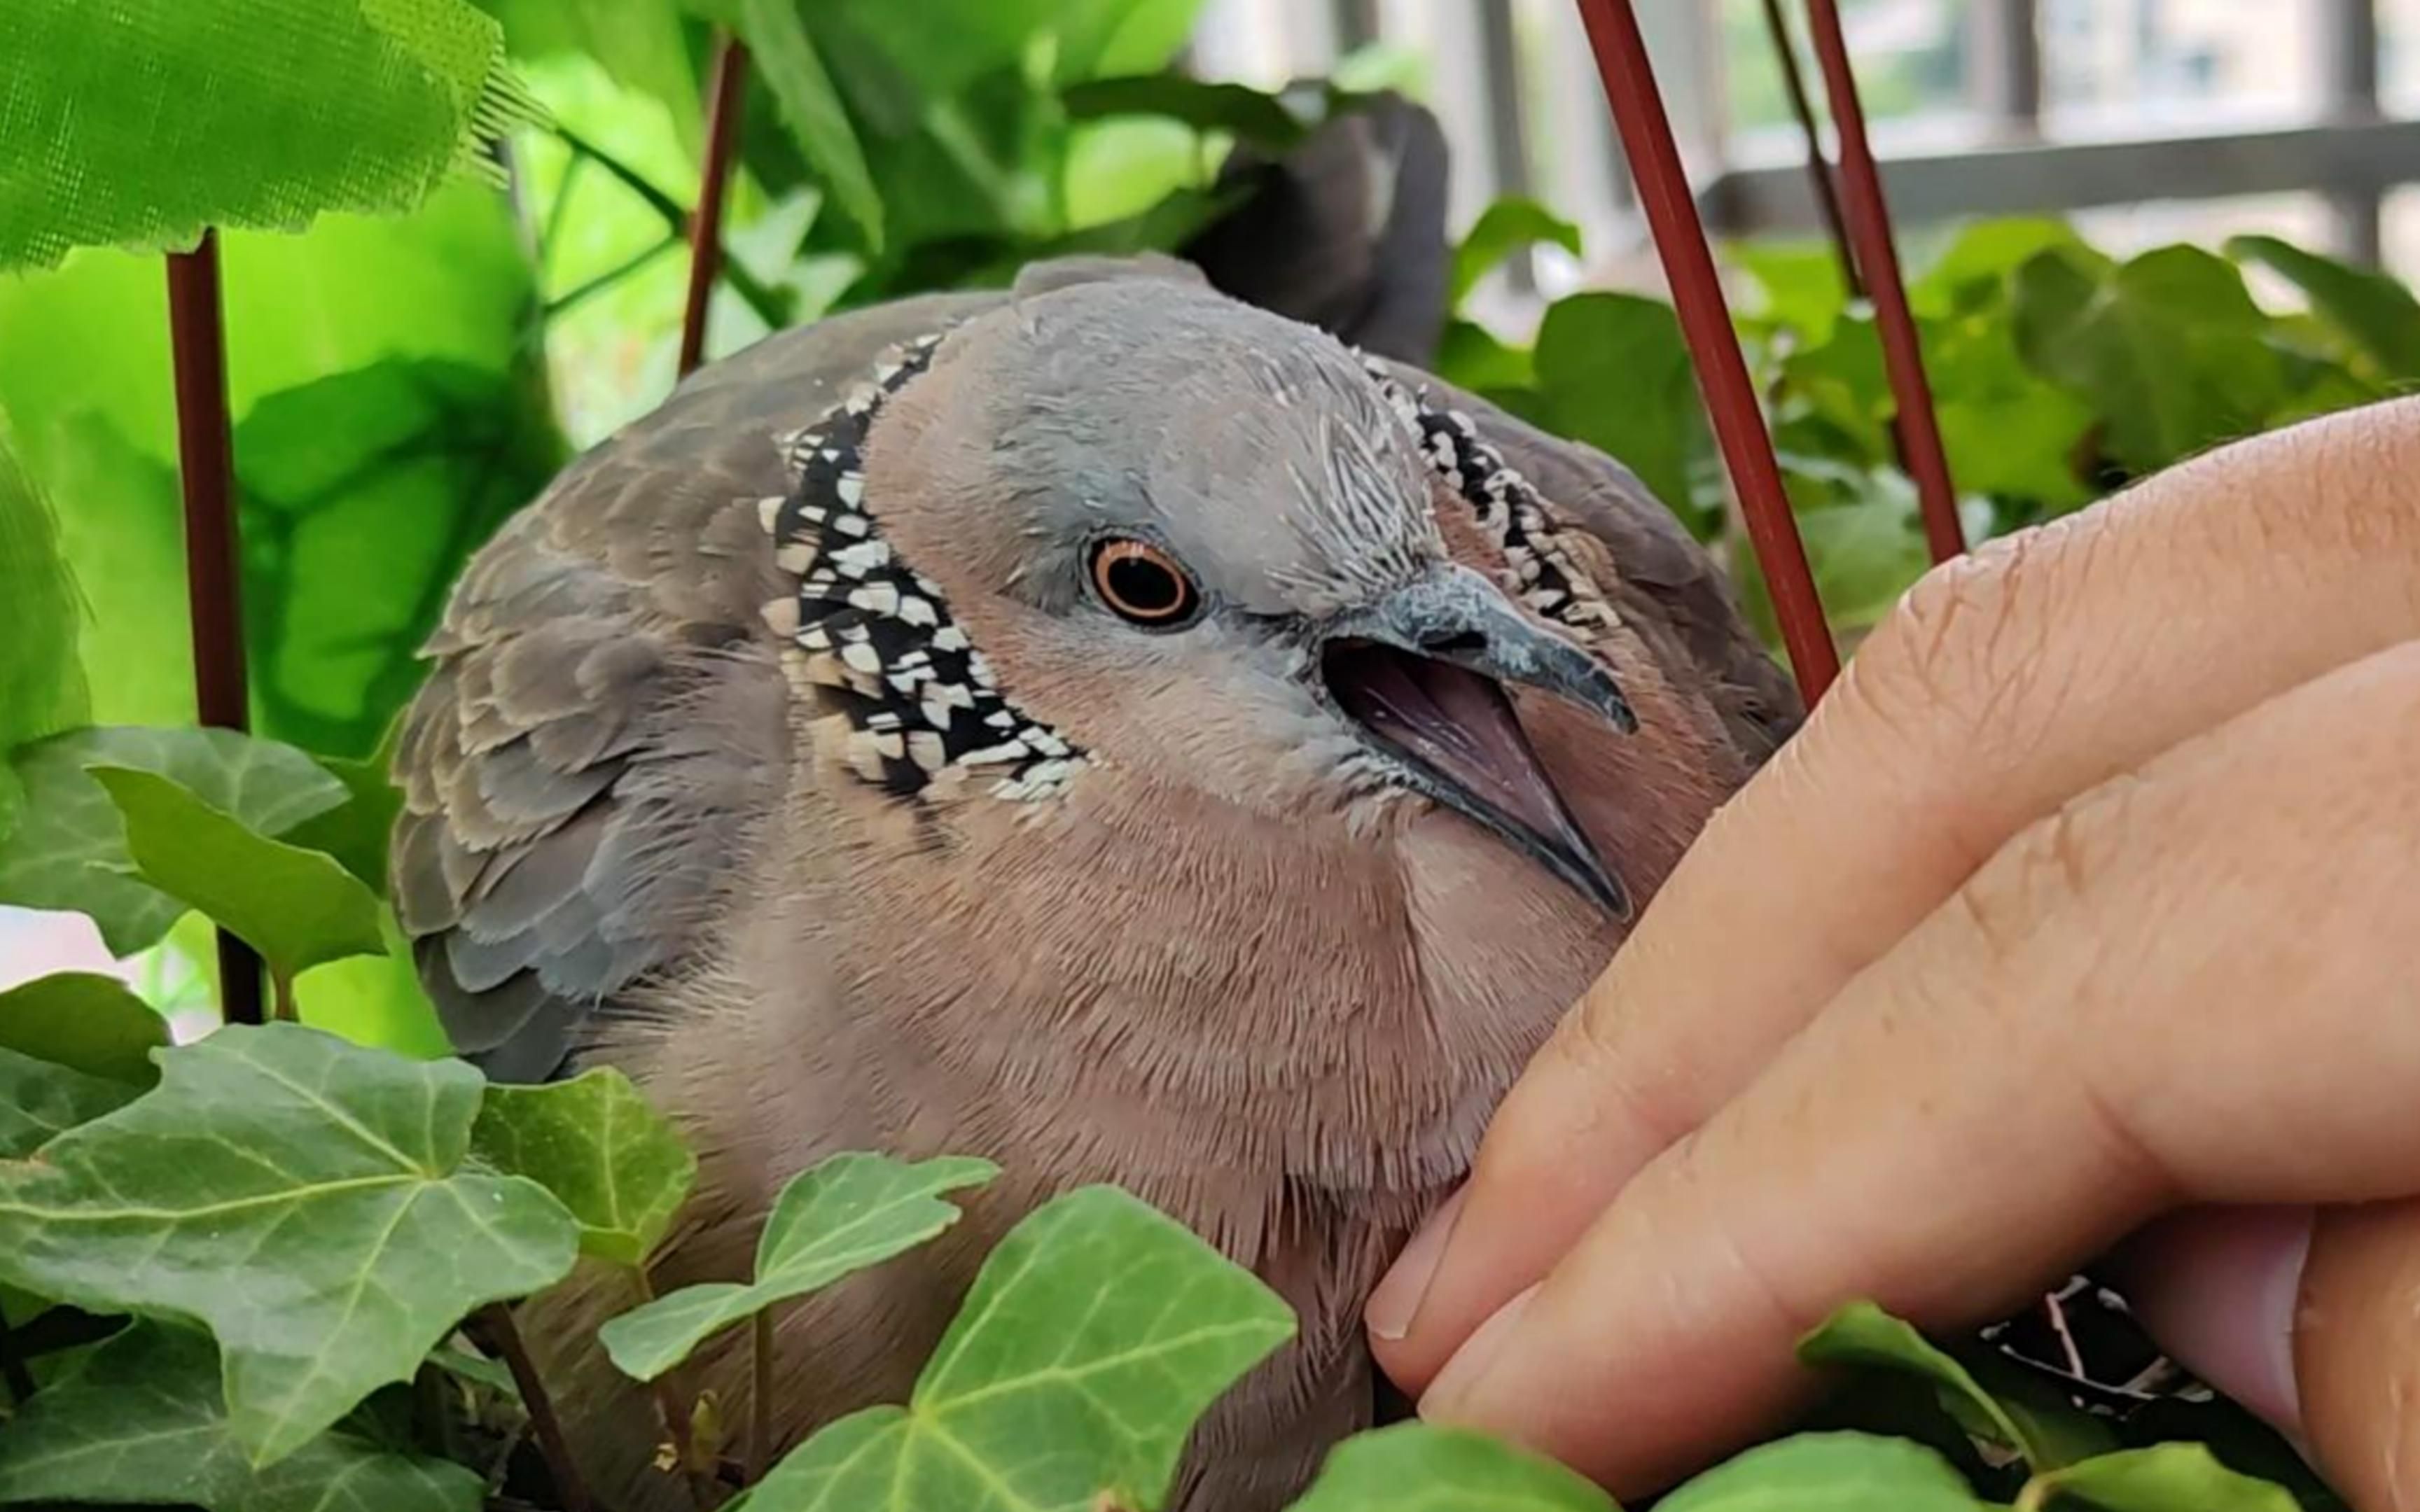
[1851,520,2085,754]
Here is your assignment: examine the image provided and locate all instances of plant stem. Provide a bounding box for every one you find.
[165,232,270,1026]
[681,32,751,378]
[747,1310,772,1482]
[543,237,683,319]
[632,1268,717,1510]
[552,126,790,332]
[474,1303,593,1512]
[270,970,296,1023]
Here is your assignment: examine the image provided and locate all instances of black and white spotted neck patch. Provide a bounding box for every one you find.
[758,331,1084,804]
[1359,358,1625,644]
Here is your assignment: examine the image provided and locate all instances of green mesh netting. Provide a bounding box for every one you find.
[0,0,540,272]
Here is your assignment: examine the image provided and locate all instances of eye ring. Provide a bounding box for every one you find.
[1088,537,1202,629]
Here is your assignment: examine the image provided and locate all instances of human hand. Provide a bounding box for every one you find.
[1364,399,2420,1507]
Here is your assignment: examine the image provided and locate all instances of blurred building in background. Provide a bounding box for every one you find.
[1190,0,2420,316]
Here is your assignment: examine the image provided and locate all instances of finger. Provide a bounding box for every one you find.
[1414,636,2420,1494]
[2297,1197,2420,1511]
[1369,399,2420,1385]
[2113,1204,2314,1436]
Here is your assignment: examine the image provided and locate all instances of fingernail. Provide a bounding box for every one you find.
[1368,1187,1467,1343]
[2118,1204,2314,1437]
[1419,1283,1536,1418]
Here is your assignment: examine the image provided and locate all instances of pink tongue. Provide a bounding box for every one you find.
[1337,646,1576,848]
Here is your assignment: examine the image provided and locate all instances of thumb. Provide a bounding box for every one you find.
[2125,1200,2420,1511]
[2297,1198,2420,1511]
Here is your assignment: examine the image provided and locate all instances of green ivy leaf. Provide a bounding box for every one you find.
[1452,196,1583,304]
[0,415,88,822]
[2019,1446,2302,1512]
[91,766,387,985]
[740,0,886,252]
[0,1045,138,1158]
[0,1320,480,1512]
[1657,1432,1987,1511]
[0,0,537,272]
[2228,233,2420,381]
[0,726,349,955]
[1434,318,1535,393]
[1063,75,1309,150]
[1533,292,1709,519]
[1793,472,1931,631]
[281,718,408,895]
[471,1065,698,1266]
[601,1152,997,1381]
[0,969,168,1086]
[749,1185,1295,1512]
[0,1022,578,1466]
[1286,1424,1615,1511]
[2013,245,2287,475]
[1800,1301,2110,1471]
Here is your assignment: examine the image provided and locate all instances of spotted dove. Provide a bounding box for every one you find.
[391,253,1800,1511]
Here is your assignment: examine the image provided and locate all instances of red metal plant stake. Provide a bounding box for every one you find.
[165,232,267,1026]
[1800,0,1965,564]
[1570,0,1840,701]
[679,34,751,379]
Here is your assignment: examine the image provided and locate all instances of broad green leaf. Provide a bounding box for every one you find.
[1912,218,2089,317]
[2228,233,2420,381]
[283,720,408,895]
[1534,292,1709,519]
[2013,245,2286,475]
[0,1321,480,1512]
[224,360,565,757]
[1055,0,1210,81]
[0,969,167,1086]
[601,1152,997,1380]
[1452,197,1584,304]
[471,1066,698,1266]
[1063,75,1309,151]
[1793,473,1930,631]
[1924,298,2096,514]
[1287,1424,1615,1511]
[1800,1301,2109,1471]
[741,0,886,252]
[2,186,557,747]
[0,727,348,955]
[0,1045,138,1158]
[0,1022,579,1466]
[1732,237,1851,349]
[91,766,387,985]
[1434,318,1535,393]
[2019,1446,2301,1512]
[0,416,86,797]
[477,0,703,145]
[1657,1432,1986,1512]
[293,918,452,1060]
[749,1185,1295,1512]
[0,0,536,271]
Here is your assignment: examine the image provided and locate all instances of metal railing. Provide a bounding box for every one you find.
[1192,0,2410,286]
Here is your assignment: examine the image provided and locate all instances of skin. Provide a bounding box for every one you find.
[1362,397,2420,1509]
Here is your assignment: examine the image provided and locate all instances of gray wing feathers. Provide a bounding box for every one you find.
[393,291,999,1079]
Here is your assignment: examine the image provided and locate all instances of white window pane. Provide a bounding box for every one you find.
[2041,0,2321,136]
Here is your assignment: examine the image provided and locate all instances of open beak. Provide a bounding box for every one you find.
[1321,566,1635,919]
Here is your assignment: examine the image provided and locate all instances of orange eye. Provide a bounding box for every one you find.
[1089,538,1200,627]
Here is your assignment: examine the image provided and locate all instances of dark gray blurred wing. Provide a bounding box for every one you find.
[1184,90,1452,366]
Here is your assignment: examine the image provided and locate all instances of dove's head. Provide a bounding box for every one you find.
[772,269,1648,918]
